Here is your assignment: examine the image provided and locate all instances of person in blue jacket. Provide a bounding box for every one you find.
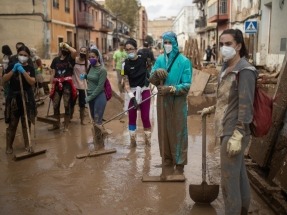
[149,31,192,174]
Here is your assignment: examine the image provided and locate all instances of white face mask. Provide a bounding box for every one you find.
[18,55,28,64]
[164,44,172,54]
[220,46,236,62]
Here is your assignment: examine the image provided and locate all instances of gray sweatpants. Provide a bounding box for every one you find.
[220,135,251,215]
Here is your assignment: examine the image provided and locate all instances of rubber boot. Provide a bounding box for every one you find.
[48,115,60,131]
[63,115,70,132]
[129,130,137,148]
[38,87,45,97]
[70,107,74,121]
[6,128,13,154]
[80,107,86,125]
[174,165,184,175]
[144,130,151,147]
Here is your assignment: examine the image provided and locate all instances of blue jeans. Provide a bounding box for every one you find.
[88,91,107,124]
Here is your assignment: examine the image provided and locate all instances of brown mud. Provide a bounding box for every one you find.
[0,69,275,215]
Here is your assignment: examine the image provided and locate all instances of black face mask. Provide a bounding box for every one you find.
[80,53,86,59]
[61,50,69,56]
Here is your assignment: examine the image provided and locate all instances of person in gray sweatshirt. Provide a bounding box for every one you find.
[201,29,258,215]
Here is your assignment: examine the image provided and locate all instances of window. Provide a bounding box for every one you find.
[65,0,70,13]
[53,0,59,9]
[280,38,287,51]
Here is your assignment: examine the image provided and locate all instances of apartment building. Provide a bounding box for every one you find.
[148,17,175,48]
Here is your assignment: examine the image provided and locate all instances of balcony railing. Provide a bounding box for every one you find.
[77,11,94,28]
[99,20,113,32]
[207,0,228,23]
[195,16,207,29]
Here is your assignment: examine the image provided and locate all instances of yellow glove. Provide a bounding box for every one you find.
[226,130,243,157]
[201,106,215,116]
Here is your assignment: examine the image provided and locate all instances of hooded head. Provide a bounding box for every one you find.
[162,31,179,68]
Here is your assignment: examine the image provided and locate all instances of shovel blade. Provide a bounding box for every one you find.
[14,149,47,161]
[189,181,219,204]
[142,174,186,182]
[76,148,116,159]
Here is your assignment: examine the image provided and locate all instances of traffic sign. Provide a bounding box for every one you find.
[244,21,258,34]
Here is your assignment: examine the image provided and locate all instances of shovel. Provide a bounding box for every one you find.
[189,114,219,203]
[142,80,185,182]
[14,74,47,160]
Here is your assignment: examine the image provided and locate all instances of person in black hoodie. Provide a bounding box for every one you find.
[122,38,152,148]
[3,45,36,154]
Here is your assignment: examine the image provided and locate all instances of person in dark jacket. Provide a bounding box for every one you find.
[49,42,77,132]
[201,29,258,215]
[137,41,155,73]
[3,45,36,154]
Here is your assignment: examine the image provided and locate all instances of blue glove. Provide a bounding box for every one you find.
[12,63,21,73]
[17,65,26,74]
[80,74,87,80]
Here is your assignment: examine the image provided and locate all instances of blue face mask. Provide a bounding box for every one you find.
[128,52,136,59]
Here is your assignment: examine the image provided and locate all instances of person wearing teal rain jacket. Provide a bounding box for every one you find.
[149,31,192,174]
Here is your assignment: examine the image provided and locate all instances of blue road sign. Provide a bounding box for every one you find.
[244,21,258,34]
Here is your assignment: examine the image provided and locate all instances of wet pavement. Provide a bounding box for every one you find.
[0,69,275,215]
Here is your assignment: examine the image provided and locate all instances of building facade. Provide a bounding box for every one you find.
[0,0,137,59]
[148,17,175,48]
[173,5,199,52]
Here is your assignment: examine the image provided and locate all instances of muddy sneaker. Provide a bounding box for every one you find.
[129,130,137,148]
[144,131,151,147]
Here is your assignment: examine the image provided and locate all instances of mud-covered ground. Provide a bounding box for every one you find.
[0,69,275,215]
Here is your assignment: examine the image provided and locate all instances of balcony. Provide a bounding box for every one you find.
[99,20,113,32]
[208,0,229,23]
[192,0,205,3]
[77,11,94,28]
[195,16,207,29]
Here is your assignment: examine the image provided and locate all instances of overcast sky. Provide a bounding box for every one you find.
[140,0,193,20]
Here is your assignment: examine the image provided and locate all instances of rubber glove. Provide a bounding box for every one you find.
[201,106,215,116]
[156,69,168,80]
[17,65,25,74]
[80,74,87,80]
[130,97,138,109]
[12,63,21,73]
[85,96,91,104]
[227,130,243,157]
[157,86,174,96]
[60,42,70,49]
[128,92,138,109]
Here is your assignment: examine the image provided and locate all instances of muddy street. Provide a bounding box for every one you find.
[0,70,275,215]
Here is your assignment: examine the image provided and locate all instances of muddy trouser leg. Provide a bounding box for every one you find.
[78,89,86,124]
[116,69,123,93]
[6,114,20,154]
[63,84,72,131]
[128,98,138,147]
[157,98,173,166]
[21,115,31,149]
[140,90,151,146]
[49,90,61,130]
[221,135,251,215]
[91,92,107,148]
